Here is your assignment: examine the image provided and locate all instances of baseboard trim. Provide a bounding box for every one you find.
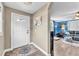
[30,42,50,56]
[2,48,13,56]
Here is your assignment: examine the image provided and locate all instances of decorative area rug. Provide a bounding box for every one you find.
[4,44,45,56]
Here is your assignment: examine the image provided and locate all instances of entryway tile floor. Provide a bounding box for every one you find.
[4,44,45,56]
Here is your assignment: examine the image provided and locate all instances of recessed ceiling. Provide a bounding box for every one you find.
[50,2,79,21]
[3,2,47,14]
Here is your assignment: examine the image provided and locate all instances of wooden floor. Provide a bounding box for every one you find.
[0,51,3,56]
[54,39,79,56]
[4,44,45,56]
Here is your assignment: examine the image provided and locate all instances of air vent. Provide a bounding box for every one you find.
[24,2,32,5]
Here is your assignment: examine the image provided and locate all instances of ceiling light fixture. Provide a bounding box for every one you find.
[75,11,79,19]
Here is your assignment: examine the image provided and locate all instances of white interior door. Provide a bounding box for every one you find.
[11,13,30,49]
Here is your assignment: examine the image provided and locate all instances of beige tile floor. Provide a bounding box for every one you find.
[54,39,79,56]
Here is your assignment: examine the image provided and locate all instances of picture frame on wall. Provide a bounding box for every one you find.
[33,16,42,27]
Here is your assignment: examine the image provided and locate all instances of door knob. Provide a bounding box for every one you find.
[27,30,29,34]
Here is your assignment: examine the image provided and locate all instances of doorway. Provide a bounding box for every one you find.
[11,12,30,49]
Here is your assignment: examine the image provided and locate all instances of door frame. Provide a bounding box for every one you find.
[11,12,30,49]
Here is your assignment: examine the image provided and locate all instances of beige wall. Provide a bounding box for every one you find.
[0,3,5,55]
[32,3,50,53]
[4,6,31,49]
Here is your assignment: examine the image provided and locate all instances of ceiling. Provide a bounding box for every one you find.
[50,2,79,21]
[3,2,47,14]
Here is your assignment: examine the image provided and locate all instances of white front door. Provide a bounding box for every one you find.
[11,13,30,49]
